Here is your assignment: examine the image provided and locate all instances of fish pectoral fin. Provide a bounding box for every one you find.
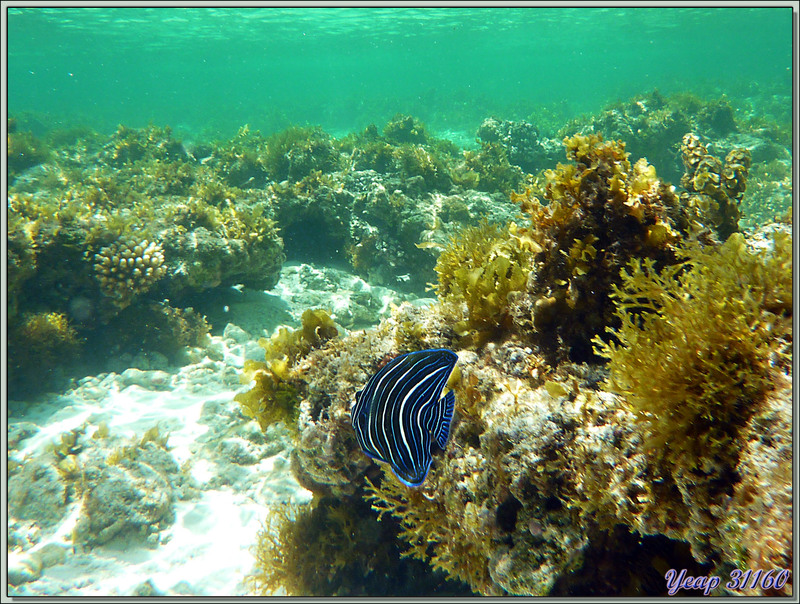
[434,390,455,450]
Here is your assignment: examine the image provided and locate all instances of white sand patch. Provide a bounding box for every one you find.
[7,261,408,596]
[8,332,313,596]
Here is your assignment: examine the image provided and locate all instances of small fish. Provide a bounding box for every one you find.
[351,348,457,486]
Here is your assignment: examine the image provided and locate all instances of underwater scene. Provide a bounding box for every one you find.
[5,5,794,597]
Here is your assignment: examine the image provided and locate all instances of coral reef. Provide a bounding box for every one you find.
[271,143,519,290]
[593,230,791,468]
[450,141,526,194]
[7,93,792,595]
[207,124,269,188]
[476,116,561,174]
[99,124,187,167]
[263,125,341,183]
[562,90,739,184]
[382,113,431,145]
[6,122,285,396]
[588,227,792,576]
[509,133,691,363]
[160,196,285,293]
[248,218,791,596]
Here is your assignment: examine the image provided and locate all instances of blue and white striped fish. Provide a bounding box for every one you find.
[351,348,457,487]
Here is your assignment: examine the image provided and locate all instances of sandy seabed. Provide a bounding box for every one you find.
[7,262,416,596]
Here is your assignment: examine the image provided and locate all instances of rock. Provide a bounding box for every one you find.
[7,422,39,449]
[29,543,68,569]
[169,580,200,595]
[73,446,179,548]
[217,438,259,465]
[131,579,163,596]
[8,460,68,528]
[7,520,41,552]
[477,116,559,173]
[223,323,251,344]
[204,338,226,361]
[7,557,41,586]
[244,340,266,363]
[130,350,170,371]
[77,385,108,401]
[118,368,173,391]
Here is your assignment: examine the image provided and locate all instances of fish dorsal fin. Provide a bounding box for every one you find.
[434,390,455,450]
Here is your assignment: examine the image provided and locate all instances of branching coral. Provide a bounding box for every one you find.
[7,122,283,396]
[92,237,167,308]
[593,229,792,470]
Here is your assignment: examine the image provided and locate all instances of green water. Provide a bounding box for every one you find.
[8,6,792,138]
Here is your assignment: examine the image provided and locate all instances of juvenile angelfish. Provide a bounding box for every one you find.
[351,348,457,487]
